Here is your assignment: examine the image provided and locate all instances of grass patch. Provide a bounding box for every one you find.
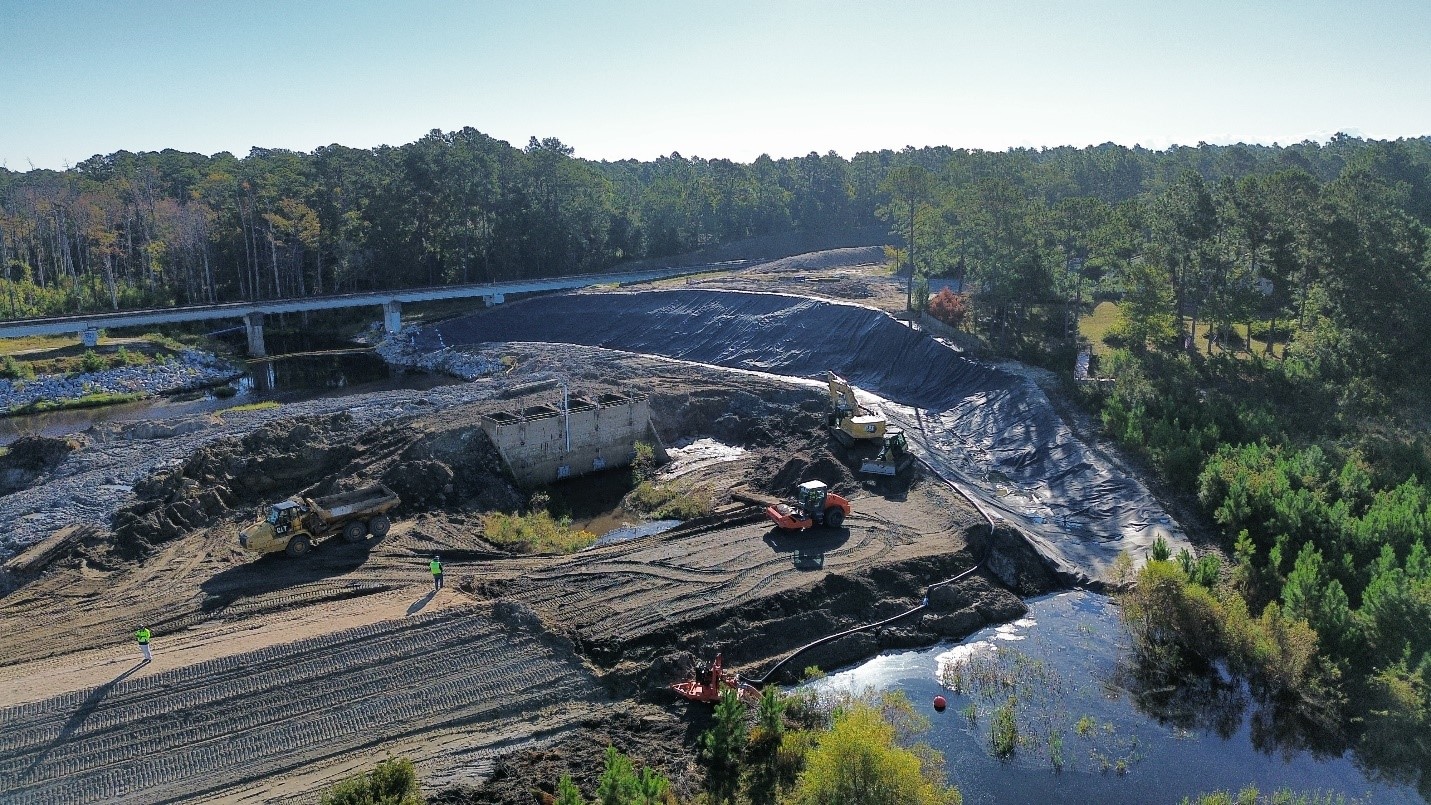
[219,400,281,415]
[1078,301,1122,357]
[0,335,80,356]
[7,391,147,415]
[481,510,596,554]
[1181,788,1361,805]
[4,335,189,376]
[625,479,712,519]
[941,645,1142,771]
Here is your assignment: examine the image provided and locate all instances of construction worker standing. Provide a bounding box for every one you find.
[135,625,152,662]
[429,555,443,593]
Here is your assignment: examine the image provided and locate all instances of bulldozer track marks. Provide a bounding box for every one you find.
[0,608,600,805]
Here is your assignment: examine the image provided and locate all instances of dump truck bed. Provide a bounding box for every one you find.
[309,484,400,521]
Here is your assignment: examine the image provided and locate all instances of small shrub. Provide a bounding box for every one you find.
[631,441,657,481]
[0,355,35,380]
[115,346,149,366]
[481,510,595,554]
[319,757,422,805]
[927,288,970,329]
[1149,534,1172,562]
[78,349,107,374]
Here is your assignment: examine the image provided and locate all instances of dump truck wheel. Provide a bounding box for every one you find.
[824,507,845,529]
[286,536,312,557]
[368,515,391,538]
[342,521,368,543]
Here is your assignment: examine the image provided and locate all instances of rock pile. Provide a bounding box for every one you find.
[376,326,504,380]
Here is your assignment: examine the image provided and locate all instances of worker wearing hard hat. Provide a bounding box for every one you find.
[135,625,152,662]
[429,555,443,593]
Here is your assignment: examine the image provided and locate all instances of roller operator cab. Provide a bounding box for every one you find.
[764,480,852,532]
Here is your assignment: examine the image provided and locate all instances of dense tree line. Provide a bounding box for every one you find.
[845,131,1429,791]
[3,130,1424,320]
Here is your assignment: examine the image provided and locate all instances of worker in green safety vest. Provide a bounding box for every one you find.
[429,555,443,593]
[135,625,152,662]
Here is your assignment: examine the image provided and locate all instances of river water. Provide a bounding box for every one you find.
[0,335,455,445]
[804,590,1421,804]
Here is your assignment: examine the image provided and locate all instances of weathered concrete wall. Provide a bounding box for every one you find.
[480,392,665,487]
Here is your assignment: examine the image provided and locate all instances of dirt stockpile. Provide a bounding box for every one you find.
[0,436,80,497]
[429,289,1188,585]
[109,410,521,558]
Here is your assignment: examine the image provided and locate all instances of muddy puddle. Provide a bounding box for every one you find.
[804,591,1419,804]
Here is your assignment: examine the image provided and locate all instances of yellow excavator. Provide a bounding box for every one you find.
[826,372,914,476]
[826,371,887,447]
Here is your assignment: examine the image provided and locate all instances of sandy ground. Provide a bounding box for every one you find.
[0,248,1136,803]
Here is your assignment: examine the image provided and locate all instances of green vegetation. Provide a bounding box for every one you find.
[989,697,1019,758]
[7,391,146,415]
[318,757,422,805]
[700,689,748,803]
[219,400,281,415]
[0,354,34,380]
[554,689,959,804]
[0,335,190,381]
[625,480,711,520]
[481,510,596,554]
[788,699,961,805]
[623,441,712,520]
[1181,788,1359,805]
[939,644,1142,772]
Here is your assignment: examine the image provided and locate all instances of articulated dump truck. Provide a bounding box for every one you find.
[239,484,400,558]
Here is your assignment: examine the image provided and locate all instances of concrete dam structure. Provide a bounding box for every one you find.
[480,391,666,487]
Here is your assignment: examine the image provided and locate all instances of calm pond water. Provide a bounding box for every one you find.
[805,590,1421,804]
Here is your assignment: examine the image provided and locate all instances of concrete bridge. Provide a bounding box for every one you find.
[0,262,743,356]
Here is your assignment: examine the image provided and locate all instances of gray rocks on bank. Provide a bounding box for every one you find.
[0,350,241,412]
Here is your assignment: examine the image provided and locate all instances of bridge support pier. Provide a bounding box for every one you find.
[79,327,99,348]
[382,300,402,334]
[244,312,266,357]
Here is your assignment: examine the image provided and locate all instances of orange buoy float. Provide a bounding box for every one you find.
[933,695,947,712]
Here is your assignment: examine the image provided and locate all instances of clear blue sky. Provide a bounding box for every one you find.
[2,0,1429,169]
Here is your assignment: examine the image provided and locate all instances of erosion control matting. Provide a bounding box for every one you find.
[431,289,1188,585]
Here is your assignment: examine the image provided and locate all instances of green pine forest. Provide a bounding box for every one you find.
[5,132,1431,793]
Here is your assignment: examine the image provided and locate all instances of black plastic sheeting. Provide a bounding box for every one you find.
[430,290,1187,586]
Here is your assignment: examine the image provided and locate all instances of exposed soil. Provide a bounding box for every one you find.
[0,251,1073,804]
[0,436,79,496]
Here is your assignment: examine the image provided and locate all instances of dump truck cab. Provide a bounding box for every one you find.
[764,480,852,531]
[239,498,313,555]
[269,500,306,533]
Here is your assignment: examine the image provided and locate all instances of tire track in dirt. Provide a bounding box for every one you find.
[0,607,601,805]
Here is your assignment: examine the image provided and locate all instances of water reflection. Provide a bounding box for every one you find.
[802,591,1419,804]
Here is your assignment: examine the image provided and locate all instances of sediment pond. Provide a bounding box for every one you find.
[806,590,1420,804]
